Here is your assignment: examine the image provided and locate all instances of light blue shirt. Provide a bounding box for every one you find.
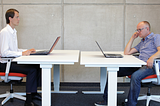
[134,32,160,63]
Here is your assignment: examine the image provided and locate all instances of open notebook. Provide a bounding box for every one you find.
[95,41,123,58]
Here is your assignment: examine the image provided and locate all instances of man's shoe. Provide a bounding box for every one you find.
[121,101,127,106]
[94,100,107,106]
[32,93,42,101]
[24,101,39,106]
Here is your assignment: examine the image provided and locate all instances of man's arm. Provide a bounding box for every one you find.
[124,32,138,55]
[147,46,160,68]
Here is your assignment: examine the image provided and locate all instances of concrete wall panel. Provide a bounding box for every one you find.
[126,0,160,4]
[64,5,124,51]
[125,5,160,47]
[3,0,61,4]
[3,5,62,50]
[0,6,2,31]
[64,0,124,3]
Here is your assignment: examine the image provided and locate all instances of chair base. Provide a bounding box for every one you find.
[0,91,26,105]
[138,95,160,106]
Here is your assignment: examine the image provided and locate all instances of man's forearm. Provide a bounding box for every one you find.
[124,37,135,55]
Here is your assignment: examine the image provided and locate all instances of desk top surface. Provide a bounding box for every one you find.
[80,51,146,67]
[13,50,79,63]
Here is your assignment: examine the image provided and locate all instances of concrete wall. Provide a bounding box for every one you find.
[0,1,2,31]
[1,0,160,82]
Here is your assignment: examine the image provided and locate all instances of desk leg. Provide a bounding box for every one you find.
[40,64,52,106]
[53,64,60,92]
[100,67,107,93]
[52,64,78,94]
[107,67,118,106]
[82,67,107,94]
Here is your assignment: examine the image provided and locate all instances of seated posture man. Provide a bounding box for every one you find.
[0,9,41,106]
[95,21,160,106]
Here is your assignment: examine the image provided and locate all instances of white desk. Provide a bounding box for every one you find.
[13,50,79,106]
[80,51,146,106]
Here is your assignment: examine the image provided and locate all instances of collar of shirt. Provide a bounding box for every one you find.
[141,32,154,42]
[6,24,17,35]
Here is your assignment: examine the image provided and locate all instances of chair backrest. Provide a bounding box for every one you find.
[0,57,26,83]
[153,59,160,85]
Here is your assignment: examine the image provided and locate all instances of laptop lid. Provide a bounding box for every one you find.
[95,41,123,58]
[47,36,60,54]
[95,41,106,57]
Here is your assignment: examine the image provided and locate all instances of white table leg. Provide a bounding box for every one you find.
[52,64,78,94]
[100,67,107,93]
[40,64,52,106]
[107,67,118,106]
[53,64,60,92]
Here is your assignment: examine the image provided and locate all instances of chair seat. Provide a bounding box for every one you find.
[142,74,157,79]
[128,74,157,79]
[0,72,27,81]
[0,72,26,77]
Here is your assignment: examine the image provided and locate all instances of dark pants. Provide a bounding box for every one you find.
[0,62,41,93]
[103,66,156,106]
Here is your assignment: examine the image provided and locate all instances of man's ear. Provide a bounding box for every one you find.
[146,27,150,31]
[9,17,12,22]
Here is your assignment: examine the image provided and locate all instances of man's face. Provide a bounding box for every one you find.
[9,11,20,27]
[136,23,148,38]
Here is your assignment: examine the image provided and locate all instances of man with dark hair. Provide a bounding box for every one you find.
[5,9,19,24]
[0,9,41,106]
[95,21,160,106]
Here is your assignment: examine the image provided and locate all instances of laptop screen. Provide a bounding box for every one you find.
[95,41,105,55]
[48,36,60,54]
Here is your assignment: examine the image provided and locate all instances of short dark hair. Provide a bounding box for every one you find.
[143,21,151,31]
[5,9,19,24]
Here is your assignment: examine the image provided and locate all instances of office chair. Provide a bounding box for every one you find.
[125,59,160,106]
[0,57,26,106]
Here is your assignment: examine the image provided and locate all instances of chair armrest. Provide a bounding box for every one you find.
[0,57,15,83]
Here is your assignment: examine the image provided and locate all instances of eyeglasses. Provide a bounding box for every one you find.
[136,27,147,32]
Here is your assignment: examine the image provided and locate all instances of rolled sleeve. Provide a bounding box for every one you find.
[154,34,160,47]
[134,42,142,52]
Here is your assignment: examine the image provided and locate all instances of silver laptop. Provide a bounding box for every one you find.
[30,36,60,55]
[95,41,123,58]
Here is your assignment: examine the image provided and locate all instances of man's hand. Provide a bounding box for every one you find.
[147,57,154,68]
[22,48,36,56]
[22,50,31,56]
[132,32,139,39]
[28,48,36,53]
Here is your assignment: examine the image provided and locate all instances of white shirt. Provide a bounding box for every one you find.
[0,24,26,58]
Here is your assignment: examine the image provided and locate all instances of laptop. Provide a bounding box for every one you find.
[95,41,123,58]
[30,36,60,55]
